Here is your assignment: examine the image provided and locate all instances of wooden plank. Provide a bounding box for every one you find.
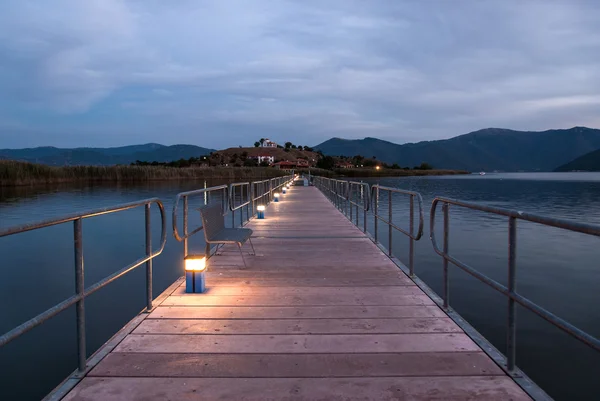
[63,377,531,401]
[149,305,449,319]
[134,317,461,335]
[202,270,410,279]
[160,293,435,306]
[114,333,480,353]
[90,352,503,377]
[197,276,415,286]
[171,286,421,296]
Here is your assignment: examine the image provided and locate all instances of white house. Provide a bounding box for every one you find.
[261,139,278,148]
[256,155,275,164]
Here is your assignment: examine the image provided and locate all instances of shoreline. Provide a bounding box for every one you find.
[1,160,470,187]
[296,167,470,178]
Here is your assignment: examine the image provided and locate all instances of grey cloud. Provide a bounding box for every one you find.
[1,0,600,148]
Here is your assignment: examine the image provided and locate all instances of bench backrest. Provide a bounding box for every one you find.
[200,203,225,241]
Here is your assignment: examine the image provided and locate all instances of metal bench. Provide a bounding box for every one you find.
[199,203,255,268]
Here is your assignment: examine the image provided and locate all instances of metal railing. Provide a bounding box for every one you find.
[372,185,424,276]
[229,182,251,228]
[173,175,294,259]
[251,179,271,215]
[173,185,230,258]
[313,177,425,276]
[347,181,370,232]
[430,197,600,372]
[314,177,349,213]
[0,198,167,373]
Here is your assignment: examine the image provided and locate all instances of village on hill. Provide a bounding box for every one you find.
[202,138,366,170]
[129,138,434,173]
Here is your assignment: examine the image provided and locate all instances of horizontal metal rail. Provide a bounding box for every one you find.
[430,197,600,373]
[0,198,167,374]
[371,185,424,276]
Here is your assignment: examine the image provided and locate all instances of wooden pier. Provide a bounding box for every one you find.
[62,186,530,400]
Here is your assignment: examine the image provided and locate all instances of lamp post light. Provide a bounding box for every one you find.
[274,192,280,202]
[185,255,207,293]
[257,205,265,219]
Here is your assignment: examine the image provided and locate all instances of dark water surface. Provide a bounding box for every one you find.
[1,173,599,400]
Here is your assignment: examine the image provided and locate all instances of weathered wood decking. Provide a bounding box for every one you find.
[63,186,530,400]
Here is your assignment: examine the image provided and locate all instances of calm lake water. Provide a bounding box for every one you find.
[1,173,599,400]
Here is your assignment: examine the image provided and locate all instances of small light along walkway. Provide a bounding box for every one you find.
[63,185,530,400]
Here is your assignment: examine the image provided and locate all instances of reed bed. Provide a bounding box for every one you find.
[0,160,287,187]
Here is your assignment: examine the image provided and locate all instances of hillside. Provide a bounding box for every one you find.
[554,148,600,172]
[0,144,215,166]
[216,146,319,163]
[315,127,600,172]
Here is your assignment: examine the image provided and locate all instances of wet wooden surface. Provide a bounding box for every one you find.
[63,185,530,400]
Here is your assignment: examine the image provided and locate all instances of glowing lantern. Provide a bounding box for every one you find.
[257,205,265,219]
[185,255,206,293]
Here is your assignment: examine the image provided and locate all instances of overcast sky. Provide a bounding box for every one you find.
[1,1,600,149]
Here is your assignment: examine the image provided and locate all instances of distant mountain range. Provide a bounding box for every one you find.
[4,126,600,171]
[555,148,600,172]
[314,127,600,172]
[0,144,215,166]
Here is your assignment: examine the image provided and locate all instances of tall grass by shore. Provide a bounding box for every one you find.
[0,160,287,187]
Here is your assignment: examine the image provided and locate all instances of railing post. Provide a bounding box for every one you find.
[231,184,236,228]
[355,187,359,227]
[183,196,188,258]
[363,185,367,233]
[374,188,378,242]
[145,203,153,311]
[388,190,393,256]
[240,185,244,227]
[73,218,86,373]
[409,195,415,277]
[345,183,350,217]
[507,216,517,372]
[249,183,254,219]
[442,202,450,309]
[349,186,353,222]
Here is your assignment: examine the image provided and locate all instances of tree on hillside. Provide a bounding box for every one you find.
[260,138,265,144]
[291,144,297,149]
[254,141,260,147]
[285,141,292,149]
[414,162,433,170]
[304,146,313,151]
[316,155,335,170]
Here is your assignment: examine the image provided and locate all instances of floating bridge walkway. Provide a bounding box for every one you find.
[60,184,530,400]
